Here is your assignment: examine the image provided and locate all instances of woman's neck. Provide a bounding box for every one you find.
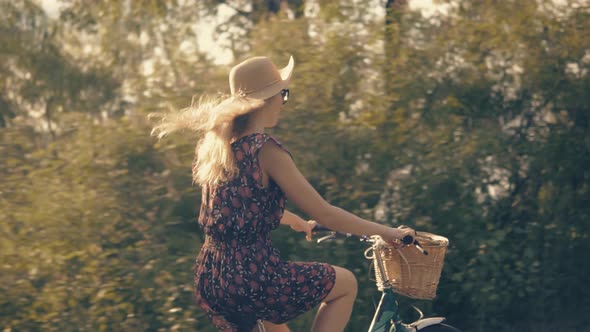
[233,108,268,139]
[238,124,265,138]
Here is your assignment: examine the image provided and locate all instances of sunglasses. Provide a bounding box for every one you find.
[281,89,290,104]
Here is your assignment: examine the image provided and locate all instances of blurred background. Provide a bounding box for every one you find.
[1,0,589,331]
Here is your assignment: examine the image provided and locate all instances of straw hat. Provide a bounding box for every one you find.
[229,55,294,100]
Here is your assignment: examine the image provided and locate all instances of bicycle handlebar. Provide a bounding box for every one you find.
[401,235,414,245]
[312,224,333,233]
[313,224,428,255]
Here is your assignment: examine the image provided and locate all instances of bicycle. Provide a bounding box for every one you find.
[256,226,461,332]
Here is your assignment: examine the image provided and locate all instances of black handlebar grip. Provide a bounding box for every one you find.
[313,224,333,233]
[402,235,414,245]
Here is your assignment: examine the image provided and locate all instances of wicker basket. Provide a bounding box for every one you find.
[372,232,448,300]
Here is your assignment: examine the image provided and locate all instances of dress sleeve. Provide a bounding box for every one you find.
[249,133,293,190]
[252,133,293,160]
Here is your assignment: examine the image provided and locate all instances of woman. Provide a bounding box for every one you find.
[151,56,415,332]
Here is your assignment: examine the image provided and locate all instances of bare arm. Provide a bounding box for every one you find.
[259,141,411,241]
[281,209,316,241]
[280,210,304,226]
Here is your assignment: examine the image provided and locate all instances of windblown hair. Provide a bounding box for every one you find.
[150,94,265,186]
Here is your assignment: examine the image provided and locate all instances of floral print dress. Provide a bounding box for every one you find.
[193,133,336,331]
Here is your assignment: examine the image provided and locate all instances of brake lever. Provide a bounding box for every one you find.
[413,240,428,255]
[317,233,337,244]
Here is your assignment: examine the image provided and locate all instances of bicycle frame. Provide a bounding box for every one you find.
[368,287,410,332]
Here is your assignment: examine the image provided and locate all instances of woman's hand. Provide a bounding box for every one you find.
[383,226,416,248]
[289,219,317,242]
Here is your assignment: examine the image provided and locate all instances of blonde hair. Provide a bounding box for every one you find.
[150,94,265,186]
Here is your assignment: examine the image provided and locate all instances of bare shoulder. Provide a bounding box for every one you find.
[258,137,331,220]
[259,137,292,165]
